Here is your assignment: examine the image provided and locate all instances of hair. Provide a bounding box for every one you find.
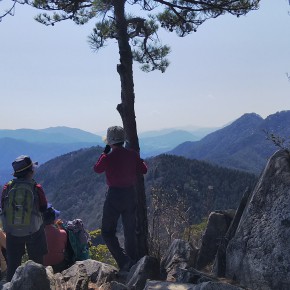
[13,168,33,178]
[112,142,124,147]
[43,208,56,225]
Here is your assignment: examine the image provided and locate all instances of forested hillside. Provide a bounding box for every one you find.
[35,146,257,230]
[145,154,257,224]
[170,111,290,174]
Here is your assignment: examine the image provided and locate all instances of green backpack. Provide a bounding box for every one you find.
[61,219,91,264]
[1,179,43,237]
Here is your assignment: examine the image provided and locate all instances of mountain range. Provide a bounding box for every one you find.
[0,127,101,143]
[170,110,290,174]
[0,126,216,182]
[1,110,289,183]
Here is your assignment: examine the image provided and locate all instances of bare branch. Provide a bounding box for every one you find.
[0,0,17,21]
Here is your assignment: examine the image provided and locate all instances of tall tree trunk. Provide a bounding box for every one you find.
[114,0,148,260]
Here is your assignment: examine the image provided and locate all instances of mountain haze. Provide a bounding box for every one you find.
[0,126,215,181]
[170,111,290,174]
[0,127,102,143]
[140,130,199,157]
[0,138,99,183]
[0,127,103,182]
[138,127,218,139]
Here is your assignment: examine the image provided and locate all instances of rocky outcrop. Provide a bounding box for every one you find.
[3,260,118,290]
[226,149,290,290]
[160,239,198,281]
[144,280,243,290]
[0,231,255,290]
[196,210,235,270]
[53,259,118,289]
[4,150,290,290]
[214,188,252,277]
[2,261,50,290]
[126,256,160,290]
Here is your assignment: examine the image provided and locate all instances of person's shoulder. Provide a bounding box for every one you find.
[46,224,67,234]
[54,226,67,236]
[59,228,67,234]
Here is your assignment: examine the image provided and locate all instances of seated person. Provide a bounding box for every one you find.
[43,205,68,273]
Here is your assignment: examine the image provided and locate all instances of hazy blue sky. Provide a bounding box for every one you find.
[1,0,289,134]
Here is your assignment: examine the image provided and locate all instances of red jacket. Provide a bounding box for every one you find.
[94,147,148,188]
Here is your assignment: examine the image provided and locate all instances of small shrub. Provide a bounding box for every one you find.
[89,229,117,267]
[89,244,117,267]
[184,217,208,248]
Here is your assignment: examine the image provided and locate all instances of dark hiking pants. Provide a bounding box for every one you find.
[101,186,137,269]
[6,225,48,282]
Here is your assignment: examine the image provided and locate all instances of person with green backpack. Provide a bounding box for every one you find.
[0,155,48,282]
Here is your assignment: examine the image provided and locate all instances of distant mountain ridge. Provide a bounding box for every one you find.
[0,127,102,143]
[140,130,199,157]
[138,126,218,139]
[170,111,290,174]
[0,127,103,182]
[0,126,218,181]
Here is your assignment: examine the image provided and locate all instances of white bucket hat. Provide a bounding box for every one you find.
[103,126,125,145]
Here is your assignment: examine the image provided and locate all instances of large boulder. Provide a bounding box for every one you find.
[53,259,118,289]
[4,260,50,290]
[226,149,290,290]
[166,267,217,284]
[196,210,235,270]
[126,256,160,290]
[160,239,198,281]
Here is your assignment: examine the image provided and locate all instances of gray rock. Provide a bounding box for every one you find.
[196,210,234,270]
[99,280,129,290]
[226,149,290,290]
[126,256,160,290]
[214,189,251,277]
[144,280,243,290]
[9,260,50,290]
[193,281,243,290]
[1,283,11,290]
[168,267,217,284]
[160,239,198,280]
[45,266,56,289]
[54,259,118,289]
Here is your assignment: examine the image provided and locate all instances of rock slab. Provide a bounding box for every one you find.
[226,149,290,290]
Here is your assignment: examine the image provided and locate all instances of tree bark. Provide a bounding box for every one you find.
[114,0,148,260]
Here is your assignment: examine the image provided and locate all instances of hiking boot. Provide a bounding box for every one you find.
[0,270,7,283]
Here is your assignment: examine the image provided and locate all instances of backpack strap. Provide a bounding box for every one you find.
[2,180,15,204]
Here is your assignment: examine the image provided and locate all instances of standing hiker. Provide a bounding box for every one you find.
[94,126,147,271]
[0,155,48,282]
